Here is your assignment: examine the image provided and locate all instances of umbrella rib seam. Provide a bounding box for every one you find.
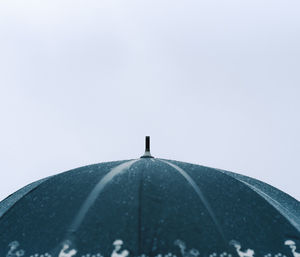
[0,176,52,220]
[158,159,228,244]
[237,179,300,232]
[217,169,300,233]
[68,159,139,234]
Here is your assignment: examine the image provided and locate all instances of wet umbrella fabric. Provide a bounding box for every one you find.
[0,158,299,257]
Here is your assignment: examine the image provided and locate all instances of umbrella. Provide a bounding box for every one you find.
[0,137,299,257]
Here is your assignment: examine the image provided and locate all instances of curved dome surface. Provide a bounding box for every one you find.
[0,158,300,257]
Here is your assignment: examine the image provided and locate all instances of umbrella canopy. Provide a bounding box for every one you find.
[0,138,300,257]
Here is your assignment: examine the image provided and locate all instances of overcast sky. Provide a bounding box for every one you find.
[0,0,300,202]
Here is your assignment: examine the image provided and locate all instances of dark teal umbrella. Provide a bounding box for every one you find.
[0,137,299,257]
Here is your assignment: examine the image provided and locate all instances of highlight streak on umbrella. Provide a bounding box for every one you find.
[159,159,227,243]
[69,160,138,233]
[239,180,300,232]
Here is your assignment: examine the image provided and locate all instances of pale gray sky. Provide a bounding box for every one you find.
[0,0,300,201]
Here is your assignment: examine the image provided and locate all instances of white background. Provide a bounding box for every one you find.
[0,0,299,201]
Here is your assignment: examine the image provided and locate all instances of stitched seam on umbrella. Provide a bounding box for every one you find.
[238,179,300,233]
[137,167,144,254]
[218,169,300,233]
[68,159,139,233]
[158,159,227,243]
[0,177,51,220]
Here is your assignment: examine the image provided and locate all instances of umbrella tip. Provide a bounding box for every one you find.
[140,136,154,158]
